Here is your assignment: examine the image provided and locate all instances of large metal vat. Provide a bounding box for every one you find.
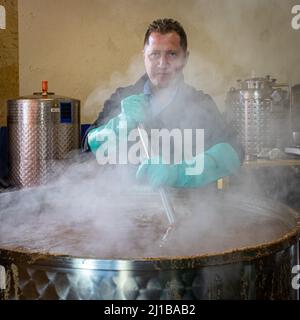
[0,189,299,300]
[7,82,80,187]
[225,76,290,161]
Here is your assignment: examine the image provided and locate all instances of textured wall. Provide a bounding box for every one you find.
[18,0,300,124]
[0,0,18,127]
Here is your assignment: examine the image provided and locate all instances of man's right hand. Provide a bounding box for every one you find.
[87,94,149,154]
[121,94,149,124]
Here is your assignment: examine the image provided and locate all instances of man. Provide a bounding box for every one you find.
[82,18,244,188]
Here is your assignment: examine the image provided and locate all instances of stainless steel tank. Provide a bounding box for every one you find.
[7,81,80,187]
[291,84,300,133]
[0,190,299,300]
[225,75,290,161]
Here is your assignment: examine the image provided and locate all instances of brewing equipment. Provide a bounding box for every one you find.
[225,75,290,161]
[7,81,80,187]
[0,188,299,300]
[291,84,300,133]
[137,123,176,246]
[285,84,300,156]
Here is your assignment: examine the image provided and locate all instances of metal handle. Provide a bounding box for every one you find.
[137,124,176,225]
[158,188,175,225]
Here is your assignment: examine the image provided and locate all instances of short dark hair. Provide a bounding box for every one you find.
[144,18,188,51]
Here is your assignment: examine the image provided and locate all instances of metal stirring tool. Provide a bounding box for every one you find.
[137,124,176,247]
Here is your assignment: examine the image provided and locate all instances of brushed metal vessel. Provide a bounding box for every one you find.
[225,76,290,160]
[291,84,300,133]
[0,191,299,300]
[7,83,80,187]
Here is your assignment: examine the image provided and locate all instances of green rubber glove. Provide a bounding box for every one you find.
[136,156,181,188]
[121,94,149,124]
[136,143,241,188]
[87,117,120,154]
[88,94,149,154]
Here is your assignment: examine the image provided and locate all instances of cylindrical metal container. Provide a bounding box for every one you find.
[225,76,290,161]
[0,191,299,300]
[7,82,80,187]
[291,84,300,133]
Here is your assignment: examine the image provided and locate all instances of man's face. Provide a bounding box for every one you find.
[143,32,189,89]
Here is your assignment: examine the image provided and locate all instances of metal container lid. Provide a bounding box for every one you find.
[237,75,276,90]
[7,80,79,102]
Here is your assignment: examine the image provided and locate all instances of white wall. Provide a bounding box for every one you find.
[18,0,300,123]
[0,0,18,127]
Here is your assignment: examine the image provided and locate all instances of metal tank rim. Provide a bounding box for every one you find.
[0,223,299,272]
[7,96,81,103]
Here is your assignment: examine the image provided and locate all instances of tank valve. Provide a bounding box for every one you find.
[42,80,48,96]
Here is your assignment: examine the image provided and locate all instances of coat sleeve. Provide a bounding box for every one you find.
[81,75,148,152]
[81,89,123,151]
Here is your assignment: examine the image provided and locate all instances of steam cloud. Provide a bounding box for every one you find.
[0,152,294,259]
[0,52,298,260]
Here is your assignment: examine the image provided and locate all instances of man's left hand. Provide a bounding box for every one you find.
[121,94,149,124]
